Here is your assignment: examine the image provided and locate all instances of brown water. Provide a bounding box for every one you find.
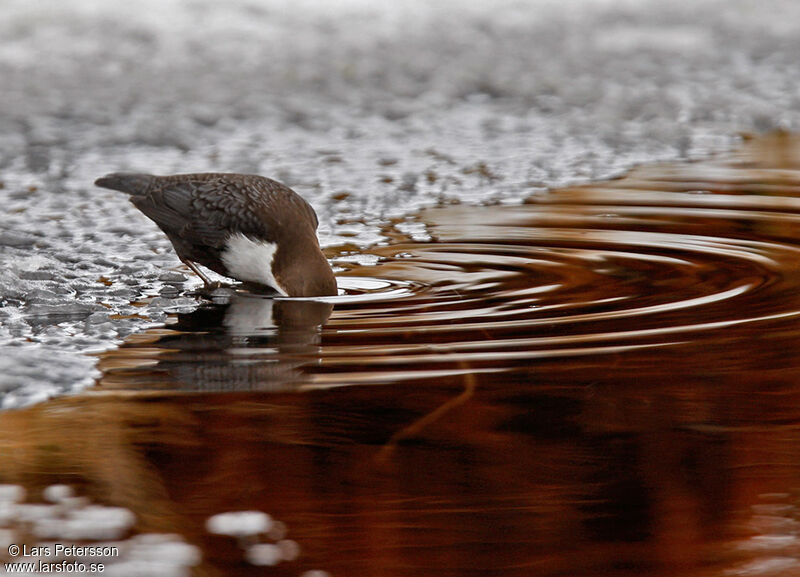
[6,133,800,576]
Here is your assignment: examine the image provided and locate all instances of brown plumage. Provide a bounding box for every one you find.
[95,172,337,297]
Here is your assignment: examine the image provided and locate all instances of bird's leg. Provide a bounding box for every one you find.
[180,259,217,289]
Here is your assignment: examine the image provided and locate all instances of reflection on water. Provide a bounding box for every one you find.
[5,134,800,575]
[99,293,333,392]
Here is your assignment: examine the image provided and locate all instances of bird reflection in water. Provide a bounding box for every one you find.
[98,292,333,393]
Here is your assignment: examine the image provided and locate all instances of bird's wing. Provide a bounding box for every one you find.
[129,179,206,241]
[131,173,317,250]
[189,178,270,245]
[132,175,285,250]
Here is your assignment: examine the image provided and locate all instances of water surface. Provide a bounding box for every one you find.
[5,134,800,576]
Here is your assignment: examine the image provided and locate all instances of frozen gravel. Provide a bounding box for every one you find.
[2,0,800,407]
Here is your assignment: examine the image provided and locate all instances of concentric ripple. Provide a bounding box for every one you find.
[98,134,800,392]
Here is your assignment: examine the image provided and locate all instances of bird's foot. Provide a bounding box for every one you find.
[186,281,236,298]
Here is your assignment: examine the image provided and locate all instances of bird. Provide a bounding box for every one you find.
[94,172,337,297]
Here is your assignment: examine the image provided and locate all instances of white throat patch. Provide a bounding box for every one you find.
[221,233,288,296]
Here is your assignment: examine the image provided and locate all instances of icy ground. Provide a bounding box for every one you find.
[2,0,800,407]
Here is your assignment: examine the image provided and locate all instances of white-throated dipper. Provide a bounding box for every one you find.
[94,172,337,297]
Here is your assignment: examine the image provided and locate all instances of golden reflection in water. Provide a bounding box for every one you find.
[5,133,800,576]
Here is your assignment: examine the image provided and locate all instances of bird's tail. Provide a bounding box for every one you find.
[94,172,154,195]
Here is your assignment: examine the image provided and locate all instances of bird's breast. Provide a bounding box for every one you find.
[220,233,288,296]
